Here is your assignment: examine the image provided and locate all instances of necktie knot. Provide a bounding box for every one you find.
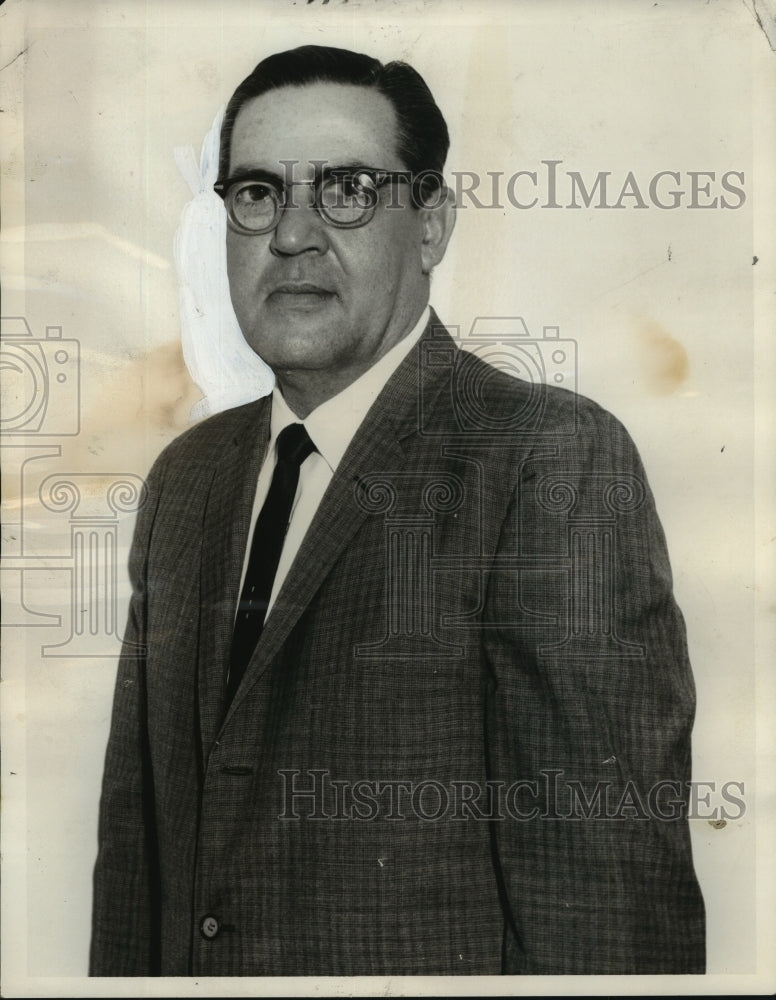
[276,422,316,467]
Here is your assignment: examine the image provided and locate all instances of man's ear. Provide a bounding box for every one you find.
[419,186,456,274]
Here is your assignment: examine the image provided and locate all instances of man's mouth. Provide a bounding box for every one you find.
[268,282,335,299]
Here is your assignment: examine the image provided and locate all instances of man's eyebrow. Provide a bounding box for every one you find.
[224,165,285,185]
[224,163,380,184]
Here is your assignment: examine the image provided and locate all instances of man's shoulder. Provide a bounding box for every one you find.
[152,396,268,472]
[439,344,621,442]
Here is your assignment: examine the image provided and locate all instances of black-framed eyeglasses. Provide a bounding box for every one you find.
[214,167,424,235]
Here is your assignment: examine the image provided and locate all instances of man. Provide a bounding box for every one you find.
[90,45,705,976]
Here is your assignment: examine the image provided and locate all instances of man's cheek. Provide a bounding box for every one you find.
[227,237,262,285]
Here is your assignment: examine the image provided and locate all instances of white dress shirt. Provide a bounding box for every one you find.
[236,305,431,619]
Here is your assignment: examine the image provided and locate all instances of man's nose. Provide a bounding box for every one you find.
[270,187,329,257]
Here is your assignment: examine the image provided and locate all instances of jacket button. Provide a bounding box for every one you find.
[200,914,220,940]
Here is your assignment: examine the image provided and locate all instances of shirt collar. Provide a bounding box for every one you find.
[270,305,430,473]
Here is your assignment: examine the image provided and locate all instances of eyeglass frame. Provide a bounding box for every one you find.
[213,164,445,235]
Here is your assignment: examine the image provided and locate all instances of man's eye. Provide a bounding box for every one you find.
[235,182,276,204]
[325,172,378,208]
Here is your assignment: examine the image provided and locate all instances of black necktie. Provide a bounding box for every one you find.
[227,422,316,701]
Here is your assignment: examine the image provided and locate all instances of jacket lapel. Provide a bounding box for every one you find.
[197,397,271,752]
[223,312,456,725]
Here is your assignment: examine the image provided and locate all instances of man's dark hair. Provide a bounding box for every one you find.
[217,45,450,188]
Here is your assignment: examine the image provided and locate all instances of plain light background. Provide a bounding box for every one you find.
[2,0,774,995]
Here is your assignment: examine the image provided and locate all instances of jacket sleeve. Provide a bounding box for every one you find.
[89,459,164,976]
[484,402,706,974]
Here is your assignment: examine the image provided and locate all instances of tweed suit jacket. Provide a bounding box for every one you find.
[90,312,705,976]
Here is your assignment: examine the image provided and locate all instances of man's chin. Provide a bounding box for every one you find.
[246,319,344,372]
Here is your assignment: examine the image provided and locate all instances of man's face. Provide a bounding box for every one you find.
[225,83,441,382]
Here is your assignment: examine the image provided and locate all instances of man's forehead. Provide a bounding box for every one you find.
[228,82,401,174]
